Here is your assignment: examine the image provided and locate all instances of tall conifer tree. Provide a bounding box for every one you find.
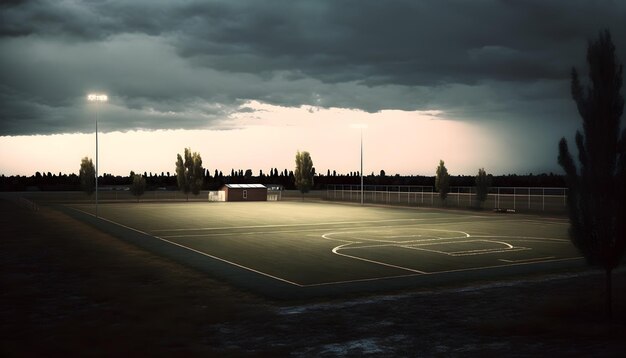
[558,30,625,318]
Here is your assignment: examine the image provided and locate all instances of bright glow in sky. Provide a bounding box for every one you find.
[0,101,525,177]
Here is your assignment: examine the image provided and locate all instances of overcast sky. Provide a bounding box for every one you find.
[1,0,625,176]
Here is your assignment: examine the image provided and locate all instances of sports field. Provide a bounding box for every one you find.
[67,201,582,297]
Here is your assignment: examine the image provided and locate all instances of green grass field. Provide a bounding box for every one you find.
[66,201,582,297]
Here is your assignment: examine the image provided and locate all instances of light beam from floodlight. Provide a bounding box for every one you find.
[87,93,108,218]
[351,124,368,205]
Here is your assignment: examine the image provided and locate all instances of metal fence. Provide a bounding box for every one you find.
[13,188,286,204]
[324,184,568,213]
[326,184,435,206]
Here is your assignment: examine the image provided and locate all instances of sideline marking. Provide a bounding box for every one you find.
[499,256,555,263]
[470,235,569,243]
[68,207,303,287]
[151,214,492,234]
[160,224,473,240]
[323,229,574,271]
[65,205,582,288]
[330,241,427,274]
[152,217,443,233]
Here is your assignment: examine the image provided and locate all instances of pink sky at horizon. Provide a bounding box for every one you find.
[0,102,530,177]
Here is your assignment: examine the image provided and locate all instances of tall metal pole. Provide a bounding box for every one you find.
[88,93,107,218]
[95,105,98,218]
[360,127,363,205]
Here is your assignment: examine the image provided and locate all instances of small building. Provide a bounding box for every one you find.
[218,184,267,202]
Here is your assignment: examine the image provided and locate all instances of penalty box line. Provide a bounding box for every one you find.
[68,207,304,287]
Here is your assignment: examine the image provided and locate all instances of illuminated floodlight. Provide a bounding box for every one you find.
[87,94,108,102]
[88,93,108,218]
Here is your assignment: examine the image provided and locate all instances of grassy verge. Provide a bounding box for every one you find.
[1,198,624,356]
[0,199,272,356]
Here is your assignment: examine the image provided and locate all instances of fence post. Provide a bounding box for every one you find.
[497,187,500,208]
[513,187,516,210]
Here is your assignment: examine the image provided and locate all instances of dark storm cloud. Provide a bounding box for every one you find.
[1,0,625,135]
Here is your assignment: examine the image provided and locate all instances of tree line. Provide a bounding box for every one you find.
[0,169,566,192]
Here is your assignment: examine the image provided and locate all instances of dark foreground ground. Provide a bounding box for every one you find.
[1,199,625,357]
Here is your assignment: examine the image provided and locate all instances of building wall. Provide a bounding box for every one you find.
[223,187,267,201]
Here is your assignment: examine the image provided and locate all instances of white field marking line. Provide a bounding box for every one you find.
[151,236,303,286]
[161,227,352,239]
[410,219,518,228]
[335,236,474,250]
[321,228,477,273]
[400,244,530,257]
[499,257,556,263]
[67,206,303,287]
[384,234,445,239]
[418,257,583,276]
[152,214,489,234]
[300,256,584,287]
[343,227,471,238]
[402,238,508,248]
[302,272,421,287]
[448,248,531,257]
[330,242,427,274]
[151,217,454,233]
[404,239,532,257]
[521,217,569,224]
[160,224,461,239]
[330,229,535,258]
[469,235,569,243]
[326,228,471,248]
[161,224,474,240]
[322,230,472,266]
[310,228,583,287]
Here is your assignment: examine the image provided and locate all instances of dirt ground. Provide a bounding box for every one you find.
[1,198,625,357]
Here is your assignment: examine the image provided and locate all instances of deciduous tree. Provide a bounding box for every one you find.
[130,172,146,202]
[294,150,314,199]
[175,148,204,201]
[79,157,95,196]
[475,168,491,208]
[435,160,450,204]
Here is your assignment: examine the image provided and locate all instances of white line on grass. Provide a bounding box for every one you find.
[161,227,343,239]
[329,241,427,274]
[68,207,303,287]
[402,240,532,257]
[469,235,569,243]
[160,224,472,240]
[418,257,582,276]
[151,216,484,233]
[68,205,578,288]
[499,257,556,263]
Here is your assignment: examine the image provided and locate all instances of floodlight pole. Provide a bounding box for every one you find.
[360,127,363,205]
[96,109,98,218]
[351,124,367,205]
[88,94,108,218]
